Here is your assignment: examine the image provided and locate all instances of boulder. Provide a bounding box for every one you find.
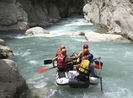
[85,32,130,42]
[0,59,28,98]
[25,26,49,36]
[0,45,13,59]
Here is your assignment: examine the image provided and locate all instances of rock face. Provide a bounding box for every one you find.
[83,0,133,41]
[0,0,28,31]
[19,0,83,27]
[0,0,84,31]
[0,59,28,98]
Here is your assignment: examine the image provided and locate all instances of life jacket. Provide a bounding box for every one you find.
[78,60,90,74]
[71,52,80,64]
[56,51,62,56]
[57,54,67,69]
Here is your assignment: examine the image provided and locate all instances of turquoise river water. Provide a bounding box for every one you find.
[1,16,133,98]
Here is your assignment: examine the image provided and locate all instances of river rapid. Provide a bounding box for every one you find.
[1,16,133,98]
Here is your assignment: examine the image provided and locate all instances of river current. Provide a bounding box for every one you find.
[1,16,133,98]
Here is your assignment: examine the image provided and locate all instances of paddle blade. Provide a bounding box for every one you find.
[44,60,52,64]
[37,68,49,73]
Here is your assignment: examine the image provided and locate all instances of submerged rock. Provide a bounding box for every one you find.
[0,59,28,98]
[25,26,49,36]
[72,32,85,36]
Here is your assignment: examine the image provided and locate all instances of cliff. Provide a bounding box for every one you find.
[0,0,28,31]
[83,0,133,41]
[0,0,84,31]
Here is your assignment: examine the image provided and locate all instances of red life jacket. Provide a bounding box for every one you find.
[56,51,62,56]
[57,54,67,69]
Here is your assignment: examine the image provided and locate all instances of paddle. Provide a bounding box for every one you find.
[37,66,56,73]
[37,59,56,74]
[44,59,52,64]
[100,77,103,93]
[97,58,104,93]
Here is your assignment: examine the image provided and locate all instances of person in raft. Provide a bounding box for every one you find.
[73,44,93,70]
[75,44,100,81]
[52,45,72,71]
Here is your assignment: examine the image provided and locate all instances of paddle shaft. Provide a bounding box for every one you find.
[100,77,103,93]
[97,58,103,93]
[49,66,56,70]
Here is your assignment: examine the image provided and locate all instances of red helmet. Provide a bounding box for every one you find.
[83,44,88,49]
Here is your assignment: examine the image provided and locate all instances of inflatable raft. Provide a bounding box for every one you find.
[56,70,99,88]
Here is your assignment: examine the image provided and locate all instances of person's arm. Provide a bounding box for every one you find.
[92,57,101,61]
[52,56,57,61]
[78,51,82,57]
[64,56,73,62]
[89,53,94,62]
[77,51,82,63]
